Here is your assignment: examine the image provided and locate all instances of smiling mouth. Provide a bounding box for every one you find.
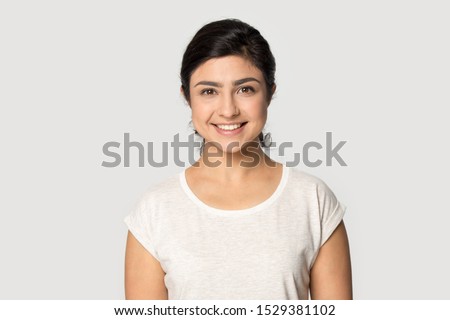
[213,122,248,131]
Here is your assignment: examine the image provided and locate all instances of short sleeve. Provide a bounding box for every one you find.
[124,193,160,261]
[316,180,347,247]
[308,179,347,271]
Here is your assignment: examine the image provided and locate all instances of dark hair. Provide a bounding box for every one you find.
[180,18,276,103]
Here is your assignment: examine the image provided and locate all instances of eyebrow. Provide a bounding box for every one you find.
[194,77,261,88]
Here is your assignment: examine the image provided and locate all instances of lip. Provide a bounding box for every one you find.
[212,122,247,136]
[213,122,247,126]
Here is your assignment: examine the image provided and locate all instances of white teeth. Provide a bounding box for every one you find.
[216,123,242,130]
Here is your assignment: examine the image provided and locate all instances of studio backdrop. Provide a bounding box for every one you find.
[1,0,449,299]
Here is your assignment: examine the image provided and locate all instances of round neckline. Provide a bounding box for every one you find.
[179,163,290,216]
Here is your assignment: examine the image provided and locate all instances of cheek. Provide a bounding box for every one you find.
[245,99,268,119]
[189,104,211,129]
[189,95,212,112]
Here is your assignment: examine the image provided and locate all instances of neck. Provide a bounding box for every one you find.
[194,141,278,181]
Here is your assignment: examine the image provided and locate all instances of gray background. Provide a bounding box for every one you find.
[1,0,449,299]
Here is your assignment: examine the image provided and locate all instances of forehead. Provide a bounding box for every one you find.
[190,55,263,82]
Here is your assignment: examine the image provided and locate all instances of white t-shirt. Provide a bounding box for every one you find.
[124,163,346,299]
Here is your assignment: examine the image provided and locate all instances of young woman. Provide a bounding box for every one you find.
[124,18,352,300]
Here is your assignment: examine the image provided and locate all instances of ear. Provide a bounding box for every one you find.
[180,86,191,108]
[267,84,277,107]
[271,84,277,96]
[180,85,185,97]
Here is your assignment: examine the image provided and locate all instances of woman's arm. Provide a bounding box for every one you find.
[124,231,168,299]
[310,221,353,299]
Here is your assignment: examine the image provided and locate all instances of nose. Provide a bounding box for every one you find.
[218,93,239,118]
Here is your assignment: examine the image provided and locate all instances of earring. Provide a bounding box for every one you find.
[200,138,205,155]
[259,132,272,148]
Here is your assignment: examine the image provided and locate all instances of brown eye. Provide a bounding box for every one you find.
[239,86,255,94]
[201,88,216,95]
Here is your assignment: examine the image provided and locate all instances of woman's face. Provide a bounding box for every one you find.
[187,55,272,155]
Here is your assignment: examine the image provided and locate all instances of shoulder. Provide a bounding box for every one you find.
[286,166,344,214]
[287,167,347,249]
[132,171,182,212]
[287,166,334,195]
